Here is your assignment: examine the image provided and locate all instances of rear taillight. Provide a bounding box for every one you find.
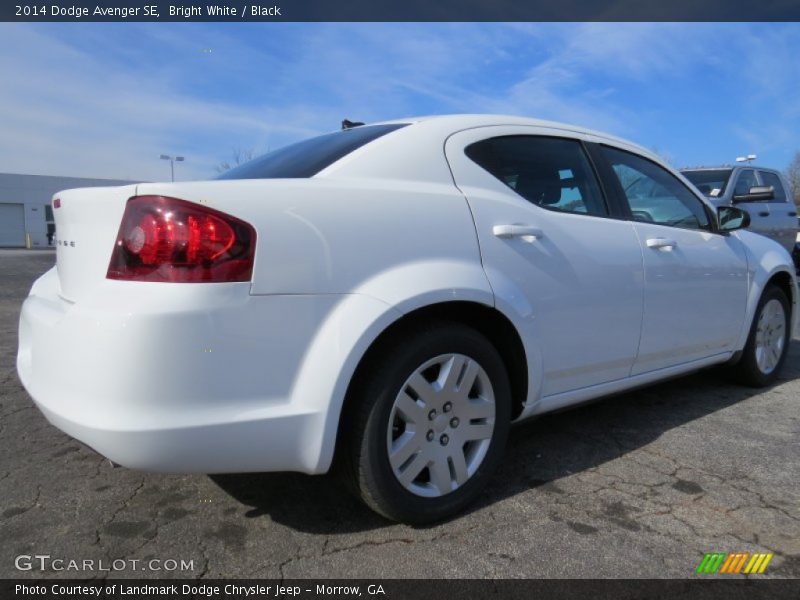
[107,195,256,283]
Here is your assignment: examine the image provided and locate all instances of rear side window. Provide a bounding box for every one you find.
[758,171,787,202]
[465,136,607,216]
[217,124,408,180]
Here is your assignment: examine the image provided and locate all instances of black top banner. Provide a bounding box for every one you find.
[4,0,800,22]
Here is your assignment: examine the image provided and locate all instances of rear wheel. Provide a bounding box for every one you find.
[732,285,791,387]
[343,322,511,524]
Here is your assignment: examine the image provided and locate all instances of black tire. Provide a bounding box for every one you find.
[731,285,791,387]
[342,321,512,524]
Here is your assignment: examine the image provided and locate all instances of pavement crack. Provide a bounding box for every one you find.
[321,537,415,558]
[277,542,304,587]
[0,404,35,419]
[726,480,800,523]
[197,537,211,579]
[3,483,42,519]
[95,478,147,552]
[318,523,481,560]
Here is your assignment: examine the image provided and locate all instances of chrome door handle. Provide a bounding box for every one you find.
[493,224,544,240]
[646,237,677,250]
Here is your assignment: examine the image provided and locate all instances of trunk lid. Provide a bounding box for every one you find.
[53,184,138,302]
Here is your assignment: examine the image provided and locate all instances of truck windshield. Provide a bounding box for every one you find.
[216,124,408,180]
[681,169,733,197]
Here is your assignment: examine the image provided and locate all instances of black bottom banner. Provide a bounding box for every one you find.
[3,579,800,600]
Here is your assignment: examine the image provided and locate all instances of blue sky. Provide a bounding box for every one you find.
[1,23,799,181]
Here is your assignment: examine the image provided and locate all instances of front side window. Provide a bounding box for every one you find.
[465,136,607,216]
[758,171,787,202]
[601,146,710,230]
[733,169,758,198]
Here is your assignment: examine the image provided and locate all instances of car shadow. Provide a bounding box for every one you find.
[211,339,800,534]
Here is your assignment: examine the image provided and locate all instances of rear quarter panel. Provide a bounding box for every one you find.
[135,178,488,305]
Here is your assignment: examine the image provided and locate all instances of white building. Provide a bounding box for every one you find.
[0,173,139,248]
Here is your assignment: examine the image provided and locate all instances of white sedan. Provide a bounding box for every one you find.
[18,115,797,523]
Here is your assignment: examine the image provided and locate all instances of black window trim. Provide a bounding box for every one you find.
[590,142,720,234]
[583,142,632,220]
[463,134,615,220]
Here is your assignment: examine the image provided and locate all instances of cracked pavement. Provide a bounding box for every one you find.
[1,250,799,579]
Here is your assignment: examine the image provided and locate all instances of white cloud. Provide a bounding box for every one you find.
[0,22,797,181]
[0,25,334,180]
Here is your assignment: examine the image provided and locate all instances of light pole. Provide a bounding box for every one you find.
[736,154,757,164]
[160,154,185,181]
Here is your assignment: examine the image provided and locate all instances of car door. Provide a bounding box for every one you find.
[445,128,644,398]
[758,170,798,252]
[594,144,749,375]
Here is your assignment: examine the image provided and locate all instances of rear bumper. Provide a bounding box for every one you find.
[17,267,395,474]
[30,401,316,474]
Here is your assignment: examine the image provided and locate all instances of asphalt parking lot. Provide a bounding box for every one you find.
[1,250,799,579]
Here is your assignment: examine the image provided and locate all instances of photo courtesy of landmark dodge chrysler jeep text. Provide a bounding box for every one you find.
[17,115,798,523]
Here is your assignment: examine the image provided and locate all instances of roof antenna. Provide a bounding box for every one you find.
[342,119,365,130]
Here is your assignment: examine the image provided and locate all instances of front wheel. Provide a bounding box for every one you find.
[343,322,511,524]
[733,285,791,387]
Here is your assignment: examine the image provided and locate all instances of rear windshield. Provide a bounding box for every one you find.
[216,123,408,180]
[681,169,733,197]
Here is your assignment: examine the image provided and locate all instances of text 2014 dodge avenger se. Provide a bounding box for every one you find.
[17,115,797,523]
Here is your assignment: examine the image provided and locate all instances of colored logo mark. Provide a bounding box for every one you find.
[696,552,773,574]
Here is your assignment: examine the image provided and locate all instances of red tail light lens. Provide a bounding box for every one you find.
[107,196,256,283]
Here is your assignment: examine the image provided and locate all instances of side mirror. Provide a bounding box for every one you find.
[718,206,751,232]
[733,186,774,203]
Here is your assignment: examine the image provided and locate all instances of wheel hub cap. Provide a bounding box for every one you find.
[387,353,496,498]
[754,298,786,375]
